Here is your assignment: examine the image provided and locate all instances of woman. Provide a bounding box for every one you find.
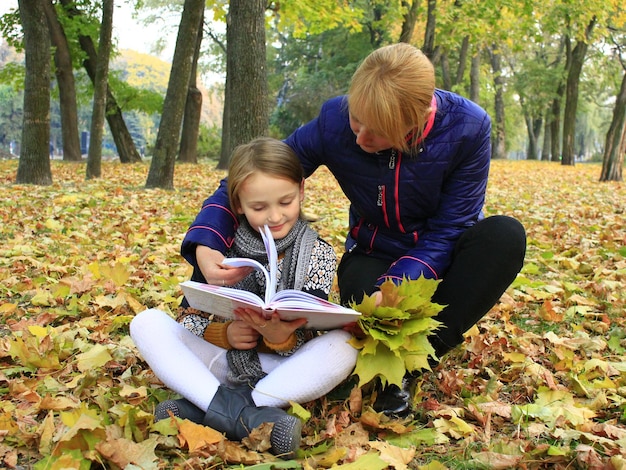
[181,44,526,417]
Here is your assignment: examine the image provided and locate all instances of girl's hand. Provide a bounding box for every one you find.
[196,245,253,286]
[234,307,307,345]
[226,320,261,350]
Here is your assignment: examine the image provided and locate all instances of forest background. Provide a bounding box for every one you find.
[0,0,625,186]
[0,0,626,469]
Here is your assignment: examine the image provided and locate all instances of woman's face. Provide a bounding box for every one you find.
[236,171,304,240]
[349,114,395,153]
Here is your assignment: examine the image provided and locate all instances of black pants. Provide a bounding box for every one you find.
[337,215,526,357]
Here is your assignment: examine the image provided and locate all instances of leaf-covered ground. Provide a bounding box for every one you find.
[0,159,625,469]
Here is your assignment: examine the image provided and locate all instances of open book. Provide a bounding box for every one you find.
[180,225,361,330]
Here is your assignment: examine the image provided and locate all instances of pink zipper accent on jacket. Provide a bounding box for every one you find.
[394,152,406,233]
[390,96,437,234]
[350,218,363,240]
[402,95,437,145]
[418,96,437,143]
[368,224,378,253]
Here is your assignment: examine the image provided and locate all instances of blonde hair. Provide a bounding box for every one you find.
[227,137,304,213]
[348,43,435,152]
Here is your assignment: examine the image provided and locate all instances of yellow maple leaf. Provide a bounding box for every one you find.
[0,302,17,314]
[369,440,416,470]
[101,262,131,287]
[95,436,159,469]
[53,413,107,455]
[38,411,55,455]
[27,325,50,338]
[433,416,475,439]
[39,394,79,411]
[178,419,223,453]
[124,293,145,313]
[76,344,113,372]
[0,411,19,435]
[45,218,63,231]
[118,384,147,399]
[30,289,53,306]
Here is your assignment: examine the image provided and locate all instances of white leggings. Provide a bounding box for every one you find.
[130,308,358,411]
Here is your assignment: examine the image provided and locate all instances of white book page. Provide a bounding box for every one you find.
[220,224,276,303]
[259,225,277,303]
[270,289,354,312]
[220,257,270,294]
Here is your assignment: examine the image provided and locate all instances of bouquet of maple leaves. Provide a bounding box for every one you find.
[348,276,445,388]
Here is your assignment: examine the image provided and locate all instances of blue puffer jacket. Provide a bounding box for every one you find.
[182,89,491,284]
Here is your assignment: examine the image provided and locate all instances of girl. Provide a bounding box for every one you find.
[130,137,357,458]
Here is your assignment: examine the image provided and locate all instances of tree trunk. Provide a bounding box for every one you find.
[550,81,564,162]
[399,0,419,44]
[541,114,551,161]
[16,0,53,185]
[489,45,506,159]
[217,71,232,169]
[86,0,113,179]
[562,19,595,166]
[43,0,81,162]
[59,0,141,164]
[178,10,204,164]
[576,131,587,161]
[599,69,626,182]
[454,36,469,87]
[220,0,268,164]
[366,4,385,48]
[525,115,542,160]
[422,0,436,60]
[440,52,451,90]
[146,0,205,189]
[469,51,480,104]
[178,87,203,163]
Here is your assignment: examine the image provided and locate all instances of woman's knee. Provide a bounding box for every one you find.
[493,215,526,266]
[470,215,527,264]
[486,215,526,247]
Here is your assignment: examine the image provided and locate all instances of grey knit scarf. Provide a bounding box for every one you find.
[226,219,318,385]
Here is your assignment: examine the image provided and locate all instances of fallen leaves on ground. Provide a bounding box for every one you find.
[0,159,625,469]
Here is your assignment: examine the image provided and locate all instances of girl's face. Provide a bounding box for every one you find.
[349,114,395,153]
[236,171,304,240]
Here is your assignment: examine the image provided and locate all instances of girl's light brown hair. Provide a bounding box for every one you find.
[348,43,435,153]
[227,137,304,213]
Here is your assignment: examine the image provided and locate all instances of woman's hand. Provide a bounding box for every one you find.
[234,307,307,344]
[226,320,261,350]
[343,322,365,339]
[196,245,252,286]
[342,290,382,339]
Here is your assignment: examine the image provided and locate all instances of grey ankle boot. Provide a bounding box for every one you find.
[154,398,205,423]
[204,385,302,458]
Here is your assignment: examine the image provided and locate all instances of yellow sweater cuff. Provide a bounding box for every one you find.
[263,333,297,352]
[203,322,232,350]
